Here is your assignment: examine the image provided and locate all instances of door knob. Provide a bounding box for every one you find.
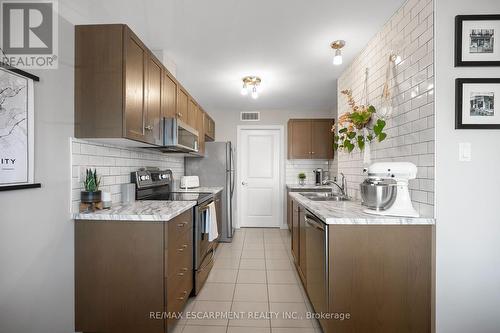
[242,181,247,185]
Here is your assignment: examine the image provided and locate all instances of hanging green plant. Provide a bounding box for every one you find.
[333,89,388,152]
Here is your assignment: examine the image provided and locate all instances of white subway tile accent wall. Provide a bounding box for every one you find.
[286,159,333,185]
[71,138,184,212]
[336,0,435,217]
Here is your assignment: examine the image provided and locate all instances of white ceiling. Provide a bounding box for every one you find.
[62,0,405,113]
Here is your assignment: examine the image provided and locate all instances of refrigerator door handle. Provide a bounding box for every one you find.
[230,145,235,198]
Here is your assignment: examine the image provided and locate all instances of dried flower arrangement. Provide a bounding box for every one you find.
[333,89,387,152]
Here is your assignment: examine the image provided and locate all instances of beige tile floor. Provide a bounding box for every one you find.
[172,228,322,333]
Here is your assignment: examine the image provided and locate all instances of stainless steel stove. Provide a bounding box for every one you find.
[132,168,212,204]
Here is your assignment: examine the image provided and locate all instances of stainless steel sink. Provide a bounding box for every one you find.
[300,192,350,202]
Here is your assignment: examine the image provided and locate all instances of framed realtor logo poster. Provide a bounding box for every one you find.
[455,15,500,67]
[456,78,500,129]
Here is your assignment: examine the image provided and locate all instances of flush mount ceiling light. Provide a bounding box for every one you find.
[241,76,262,99]
[330,40,346,66]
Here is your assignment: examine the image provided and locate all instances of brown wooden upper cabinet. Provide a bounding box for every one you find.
[187,98,197,128]
[288,119,334,159]
[197,107,206,155]
[146,56,163,145]
[75,25,158,145]
[161,71,177,119]
[204,113,215,141]
[75,24,215,151]
[176,86,189,124]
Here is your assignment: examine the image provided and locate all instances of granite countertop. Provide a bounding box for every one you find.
[174,186,224,194]
[72,200,196,222]
[289,192,435,225]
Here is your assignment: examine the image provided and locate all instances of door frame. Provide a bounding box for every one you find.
[236,125,285,229]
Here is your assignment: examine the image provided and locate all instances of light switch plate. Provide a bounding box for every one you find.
[459,142,472,162]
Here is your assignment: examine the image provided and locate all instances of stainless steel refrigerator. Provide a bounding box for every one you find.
[185,142,235,242]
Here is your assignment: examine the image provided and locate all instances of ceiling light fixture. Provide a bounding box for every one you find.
[330,40,346,66]
[241,76,262,99]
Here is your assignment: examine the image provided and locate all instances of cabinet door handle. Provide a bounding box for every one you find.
[177,272,185,276]
[181,267,188,271]
[311,151,315,154]
[177,223,185,228]
[177,248,185,252]
[176,290,188,301]
[145,125,153,131]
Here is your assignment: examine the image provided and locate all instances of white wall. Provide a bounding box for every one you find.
[0,16,75,333]
[435,0,500,332]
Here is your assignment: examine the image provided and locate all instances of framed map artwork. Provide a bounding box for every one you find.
[0,64,40,191]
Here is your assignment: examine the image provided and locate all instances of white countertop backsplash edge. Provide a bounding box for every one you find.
[72,200,196,222]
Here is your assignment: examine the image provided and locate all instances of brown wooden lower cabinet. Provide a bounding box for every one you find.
[75,209,193,333]
[328,225,432,333]
[289,198,432,333]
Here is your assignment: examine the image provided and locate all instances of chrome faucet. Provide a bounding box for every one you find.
[340,172,348,198]
[322,173,348,197]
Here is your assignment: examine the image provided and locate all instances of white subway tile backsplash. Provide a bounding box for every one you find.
[70,138,184,205]
[286,159,333,185]
[337,0,434,217]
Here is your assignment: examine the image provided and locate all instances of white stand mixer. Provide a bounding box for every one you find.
[363,162,419,218]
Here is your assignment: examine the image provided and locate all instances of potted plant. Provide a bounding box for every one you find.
[81,168,101,203]
[298,172,306,185]
[334,89,388,152]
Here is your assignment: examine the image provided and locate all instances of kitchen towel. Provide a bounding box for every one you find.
[206,201,218,242]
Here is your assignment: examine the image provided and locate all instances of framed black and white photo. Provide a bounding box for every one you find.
[456,78,500,129]
[455,15,500,67]
[0,63,41,191]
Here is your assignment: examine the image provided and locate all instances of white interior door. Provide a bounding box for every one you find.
[239,128,282,228]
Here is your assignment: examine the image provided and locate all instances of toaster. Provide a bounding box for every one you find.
[180,176,200,189]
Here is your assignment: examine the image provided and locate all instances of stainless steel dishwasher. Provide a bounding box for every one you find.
[304,210,329,327]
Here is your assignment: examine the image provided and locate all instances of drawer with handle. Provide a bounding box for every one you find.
[166,261,192,307]
[166,270,193,329]
[165,209,193,250]
[166,228,193,278]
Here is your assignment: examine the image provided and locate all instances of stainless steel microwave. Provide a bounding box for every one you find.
[160,118,199,153]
